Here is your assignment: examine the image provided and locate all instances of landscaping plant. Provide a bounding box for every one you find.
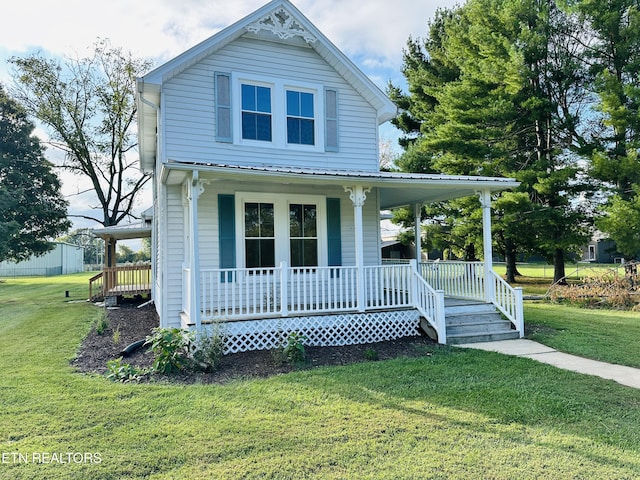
[105,357,147,382]
[190,328,225,372]
[144,327,193,374]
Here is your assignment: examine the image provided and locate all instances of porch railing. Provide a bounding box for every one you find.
[420,260,523,337]
[186,260,523,340]
[419,261,485,301]
[195,262,424,322]
[89,264,152,301]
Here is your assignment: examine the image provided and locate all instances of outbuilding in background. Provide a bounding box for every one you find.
[0,242,85,277]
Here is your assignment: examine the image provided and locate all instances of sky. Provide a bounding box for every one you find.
[0,0,456,233]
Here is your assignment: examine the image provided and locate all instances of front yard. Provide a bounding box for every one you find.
[0,274,639,479]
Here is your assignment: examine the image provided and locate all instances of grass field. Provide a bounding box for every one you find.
[0,274,639,479]
[494,262,625,281]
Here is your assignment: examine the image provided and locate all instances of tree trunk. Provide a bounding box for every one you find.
[553,248,567,285]
[504,242,521,283]
[465,243,477,262]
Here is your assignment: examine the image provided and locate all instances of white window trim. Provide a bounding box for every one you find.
[231,72,325,152]
[234,192,327,269]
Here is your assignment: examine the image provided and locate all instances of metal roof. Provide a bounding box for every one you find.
[162,161,520,209]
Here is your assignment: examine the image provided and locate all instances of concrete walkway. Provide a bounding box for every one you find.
[456,339,640,389]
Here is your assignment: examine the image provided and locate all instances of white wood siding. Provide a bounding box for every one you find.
[165,184,185,328]
[162,37,379,172]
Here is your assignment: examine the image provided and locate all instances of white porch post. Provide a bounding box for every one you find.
[414,203,422,263]
[478,189,495,303]
[187,171,207,329]
[345,185,371,312]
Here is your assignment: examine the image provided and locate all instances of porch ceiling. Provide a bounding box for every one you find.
[162,161,520,208]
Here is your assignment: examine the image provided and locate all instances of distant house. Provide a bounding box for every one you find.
[0,242,84,277]
[134,0,524,352]
[581,232,629,264]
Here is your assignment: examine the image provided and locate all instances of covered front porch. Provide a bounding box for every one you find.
[172,161,523,352]
[183,259,523,352]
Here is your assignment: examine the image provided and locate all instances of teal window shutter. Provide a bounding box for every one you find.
[216,73,232,142]
[326,198,342,266]
[325,88,338,152]
[218,194,236,281]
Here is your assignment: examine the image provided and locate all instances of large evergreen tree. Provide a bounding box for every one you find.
[569,0,640,258]
[0,84,70,262]
[390,0,592,283]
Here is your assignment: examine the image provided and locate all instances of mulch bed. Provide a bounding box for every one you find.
[73,300,438,384]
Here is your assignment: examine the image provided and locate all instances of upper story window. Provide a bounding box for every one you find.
[217,72,336,152]
[286,91,314,146]
[241,84,272,142]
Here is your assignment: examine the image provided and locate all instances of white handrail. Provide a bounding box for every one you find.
[420,261,524,336]
[491,270,524,337]
[411,261,446,344]
[419,261,484,300]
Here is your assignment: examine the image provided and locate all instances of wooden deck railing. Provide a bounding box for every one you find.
[89,264,151,301]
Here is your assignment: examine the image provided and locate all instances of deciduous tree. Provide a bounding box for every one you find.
[10,39,153,227]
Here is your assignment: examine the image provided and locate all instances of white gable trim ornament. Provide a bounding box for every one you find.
[246,6,317,44]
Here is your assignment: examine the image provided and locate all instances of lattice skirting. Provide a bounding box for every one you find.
[199,310,421,354]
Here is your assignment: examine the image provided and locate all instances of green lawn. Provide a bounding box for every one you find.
[525,302,640,368]
[1,274,639,479]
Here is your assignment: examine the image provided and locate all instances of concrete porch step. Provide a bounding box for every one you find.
[432,299,520,345]
[446,330,520,345]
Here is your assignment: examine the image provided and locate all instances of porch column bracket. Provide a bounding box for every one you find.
[344,185,371,312]
[343,185,371,207]
[188,171,209,201]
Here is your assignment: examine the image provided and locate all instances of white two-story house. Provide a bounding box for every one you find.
[136,0,524,353]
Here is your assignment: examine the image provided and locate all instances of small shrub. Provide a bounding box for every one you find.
[112,324,121,345]
[190,329,225,372]
[105,357,146,382]
[95,312,108,335]
[363,348,379,361]
[144,327,193,374]
[282,331,308,364]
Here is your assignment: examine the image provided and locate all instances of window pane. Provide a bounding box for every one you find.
[260,239,275,267]
[287,117,300,144]
[303,239,318,266]
[286,90,299,116]
[300,92,314,118]
[290,239,303,267]
[300,119,314,145]
[241,84,255,111]
[303,204,317,237]
[257,86,271,113]
[259,203,274,237]
[245,239,260,267]
[256,114,272,141]
[244,203,259,237]
[242,112,256,140]
[289,204,302,237]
